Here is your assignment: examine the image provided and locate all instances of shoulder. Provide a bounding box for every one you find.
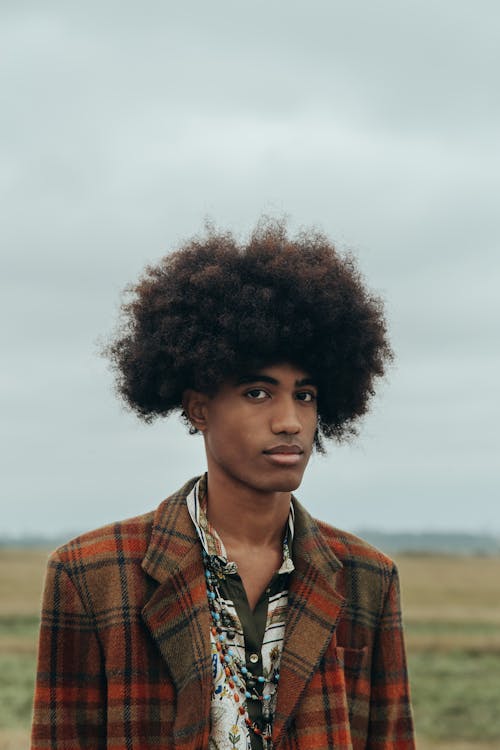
[315,518,396,575]
[44,493,190,616]
[293,495,396,577]
[315,521,400,628]
[314,519,403,620]
[292,499,401,620]
[293,497,400,613]
[38,479,199,619]
[51,508,156,571]
[50,476,200,572]
[39,509,159,618]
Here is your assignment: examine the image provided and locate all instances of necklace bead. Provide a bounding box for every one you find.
[203,550,276,749]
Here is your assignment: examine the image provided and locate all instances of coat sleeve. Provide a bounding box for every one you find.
[367,564,416,749]
[31,552,107,749]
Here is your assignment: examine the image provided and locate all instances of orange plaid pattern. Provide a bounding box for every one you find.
[31,477,415,749]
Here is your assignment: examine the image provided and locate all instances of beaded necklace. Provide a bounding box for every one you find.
[203,549,281,749]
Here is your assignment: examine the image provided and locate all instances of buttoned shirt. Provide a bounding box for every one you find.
[186,476,295,750]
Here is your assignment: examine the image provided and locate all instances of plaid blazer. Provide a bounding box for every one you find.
[32,477,415,749]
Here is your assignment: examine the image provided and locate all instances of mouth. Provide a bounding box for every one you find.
[262,444,304,466]
[263,444,303,455]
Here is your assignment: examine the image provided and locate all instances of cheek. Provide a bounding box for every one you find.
[303,411,318,442]
[205,415,243,457]
[206,420,259,466]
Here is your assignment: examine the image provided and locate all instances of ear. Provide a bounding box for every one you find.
[182,389,209,432]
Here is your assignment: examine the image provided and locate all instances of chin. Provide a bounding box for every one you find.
[260,472,304,494]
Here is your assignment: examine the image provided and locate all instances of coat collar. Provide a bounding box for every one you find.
[272,498,345,747]
[141,477,211,749]
[141,476,345,749]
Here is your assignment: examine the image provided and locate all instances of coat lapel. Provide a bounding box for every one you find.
[273,499,346,747]
[140,480,345,749]
[141,478,212,749]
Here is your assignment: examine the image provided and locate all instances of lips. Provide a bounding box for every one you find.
[263,444,303,455]
[262,445,305,467]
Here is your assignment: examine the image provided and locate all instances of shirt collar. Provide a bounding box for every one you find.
[186,474,295,575]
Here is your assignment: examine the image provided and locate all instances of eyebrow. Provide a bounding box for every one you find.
[235,374,317,388]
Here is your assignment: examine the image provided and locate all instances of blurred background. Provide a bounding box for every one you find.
[1,1,499,748]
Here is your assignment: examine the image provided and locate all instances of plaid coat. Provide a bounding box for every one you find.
[32,477,415,749]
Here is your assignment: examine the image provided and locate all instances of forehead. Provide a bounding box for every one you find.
[233,362,316,386]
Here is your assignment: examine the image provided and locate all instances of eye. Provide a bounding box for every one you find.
[245,388,269,400]
[296,391,317,403]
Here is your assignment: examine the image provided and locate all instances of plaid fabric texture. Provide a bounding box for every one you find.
[31,476,415,749]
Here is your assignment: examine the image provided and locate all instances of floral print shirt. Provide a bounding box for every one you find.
[186,476,295,750]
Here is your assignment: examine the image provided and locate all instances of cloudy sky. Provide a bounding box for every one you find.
[2,1,499,538]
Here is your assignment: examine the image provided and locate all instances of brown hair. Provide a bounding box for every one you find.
[104,220,393,449]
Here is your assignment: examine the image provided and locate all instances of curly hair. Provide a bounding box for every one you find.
[104,220,393,448]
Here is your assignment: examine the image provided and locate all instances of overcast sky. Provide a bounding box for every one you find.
[1,0,499,538]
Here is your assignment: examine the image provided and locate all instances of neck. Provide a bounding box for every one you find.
[204,467,292,549]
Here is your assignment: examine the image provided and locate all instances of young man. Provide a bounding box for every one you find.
[32,222,415,749]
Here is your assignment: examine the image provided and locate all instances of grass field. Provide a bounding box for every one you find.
[1,549,499,749]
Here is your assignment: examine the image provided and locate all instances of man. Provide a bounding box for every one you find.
[32,221,415,749]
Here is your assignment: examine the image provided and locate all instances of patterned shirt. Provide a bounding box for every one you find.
[186,476,294,750]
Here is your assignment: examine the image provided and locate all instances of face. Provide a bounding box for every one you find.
[184,363,318,495]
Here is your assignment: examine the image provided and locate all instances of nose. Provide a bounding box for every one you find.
[270,397,301,435]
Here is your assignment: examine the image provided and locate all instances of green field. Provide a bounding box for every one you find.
[1,549,500,749]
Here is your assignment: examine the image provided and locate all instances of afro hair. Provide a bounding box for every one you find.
[104,220,393,448]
